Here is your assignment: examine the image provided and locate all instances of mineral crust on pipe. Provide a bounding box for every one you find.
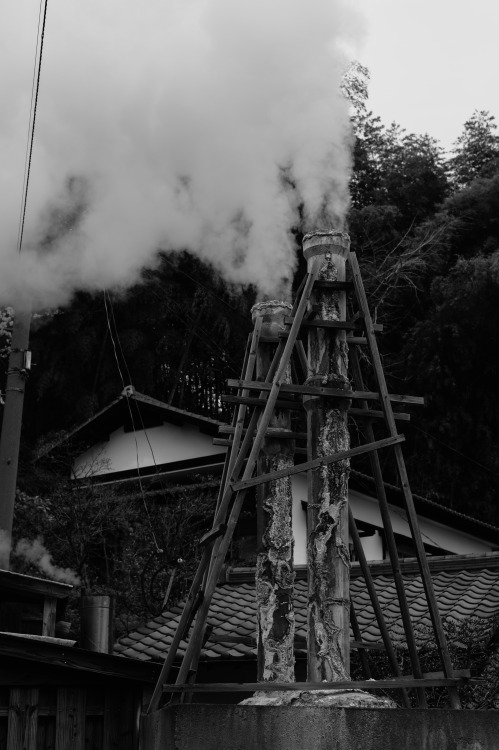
[303,231,351,682]
[251,300,295,687]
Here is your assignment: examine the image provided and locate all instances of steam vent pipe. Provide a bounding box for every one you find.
[303,230,351,682]
[251,301,295,685]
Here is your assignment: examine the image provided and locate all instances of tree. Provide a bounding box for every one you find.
[449,110,499,190]
[22,252,254,443]
[13,458,219,635]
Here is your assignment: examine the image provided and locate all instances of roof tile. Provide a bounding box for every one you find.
[115,564,499,663]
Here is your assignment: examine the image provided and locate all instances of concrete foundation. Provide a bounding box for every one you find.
[141,705,499,750]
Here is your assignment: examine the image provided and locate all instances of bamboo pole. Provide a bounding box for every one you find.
[349,252,460,710]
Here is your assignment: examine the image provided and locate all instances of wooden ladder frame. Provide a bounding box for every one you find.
[147,253,462,712]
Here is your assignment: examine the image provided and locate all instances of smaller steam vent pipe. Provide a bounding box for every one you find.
[80,594,114,653]
[251,300,295,685]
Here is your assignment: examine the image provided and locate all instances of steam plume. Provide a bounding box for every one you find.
[0,0,362,306]
[14,536,80,586]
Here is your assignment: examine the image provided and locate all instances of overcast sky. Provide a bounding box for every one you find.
[358,0,499,151]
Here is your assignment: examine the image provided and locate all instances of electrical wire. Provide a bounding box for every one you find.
[410,423,499,481]
[17,0,49,254]
[104,291,159,471]
[144,260,252,325]
[103,292,162,553]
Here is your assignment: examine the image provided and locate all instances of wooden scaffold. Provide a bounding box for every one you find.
[147,230,467,713]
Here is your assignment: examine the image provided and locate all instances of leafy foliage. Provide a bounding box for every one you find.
[449,110,499,190]
[12,459,218,636]
[351,616,499,709]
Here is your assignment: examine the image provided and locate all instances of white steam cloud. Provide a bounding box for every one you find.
[0,530,80,585]
[14,536,80,586]
[0,0,363,307]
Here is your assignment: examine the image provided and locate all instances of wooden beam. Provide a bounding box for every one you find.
[284,317,384,332]
[221,394,302,411]
[42,596,57,637]
[219,426,307,440]
[56,687,86,750]
[226,379,425,406]
[349,407,410,422]
[313,280,355,291]
[349,252,460,710]
[231,435,405,491]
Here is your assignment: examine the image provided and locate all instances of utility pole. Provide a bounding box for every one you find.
[0,306,31,569]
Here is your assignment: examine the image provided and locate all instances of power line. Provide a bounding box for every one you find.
[411,423,499,480]
[103,292,162,553]
[104,291,160,470]
[17,0,49,254]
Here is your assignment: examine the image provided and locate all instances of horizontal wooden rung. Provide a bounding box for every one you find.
[284,316,383,332]
[205,636,387,651]
[227,379,424,406]
[221,395,303,411]
[219,426,307,440]
[313,280,355,291]
[349,407,410,422]
[231,435,405,491]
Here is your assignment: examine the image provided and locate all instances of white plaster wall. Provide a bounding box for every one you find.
[290,474,494,564]
[73,422,223,478]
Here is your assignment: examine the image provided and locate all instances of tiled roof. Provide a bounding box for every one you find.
[115,555,499,663]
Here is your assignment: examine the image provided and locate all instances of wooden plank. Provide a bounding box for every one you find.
[348,347,428,708]
[205,635,386,651]
[7,687,38,750]
[147,272,320,714]
[348,507,412,707]
[171,271,322,701]
[349,252,460,710]
[226,379,425,405]
[284,316,384,332]
[55,688,86,750]
[221,394,302,411]
[104,689,139,750]
[231,435,405,491]
[347,336,367,345]
[162,678,470,693]
[0,633,161,683]
[313,280,355,291]
[42,597,57,637]
[219,426,307,440]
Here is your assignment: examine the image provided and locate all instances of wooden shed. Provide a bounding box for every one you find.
[0,569,161,749]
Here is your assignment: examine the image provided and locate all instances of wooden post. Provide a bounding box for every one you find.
[252,301,295,684]
[7,688,38,750]
[55,687,86,750]
[303,231,351,682]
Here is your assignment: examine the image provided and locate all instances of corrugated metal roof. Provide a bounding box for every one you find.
[115,557,499,663]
